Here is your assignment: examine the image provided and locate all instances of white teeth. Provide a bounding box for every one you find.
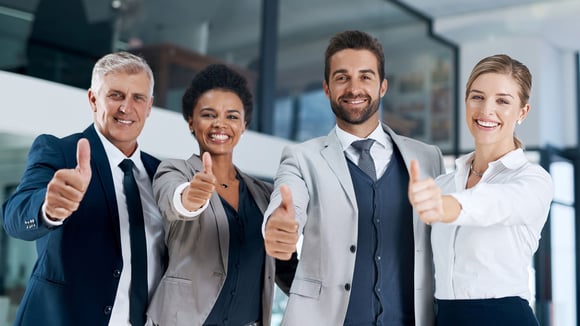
[346,99,365,104]
[210,134,229,141]
[476,120,499,127]
[117,119,132,125]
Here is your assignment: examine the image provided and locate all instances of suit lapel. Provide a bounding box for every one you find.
[239,172,268,213]
[82,124,122,251]
[140,152,160,181]
[320,129,358,210]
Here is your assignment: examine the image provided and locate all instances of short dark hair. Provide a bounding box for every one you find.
[324,30,385,83]
[182,64,253,126]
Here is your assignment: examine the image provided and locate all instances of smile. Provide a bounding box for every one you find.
[115,118,133,125]
[476,119,499,128]
[210,133,230,141]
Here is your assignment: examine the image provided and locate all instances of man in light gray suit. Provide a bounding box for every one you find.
[263,30,445,325]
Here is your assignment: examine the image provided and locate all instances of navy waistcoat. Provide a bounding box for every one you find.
[344,147,415,326]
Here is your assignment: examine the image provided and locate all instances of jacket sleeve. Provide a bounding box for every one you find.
[2,134,72,240]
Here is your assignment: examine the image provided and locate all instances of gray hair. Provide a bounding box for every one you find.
[90,51,154,96]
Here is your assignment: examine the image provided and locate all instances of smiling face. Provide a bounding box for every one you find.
[323,49,387,136]
[189,89,246,157]
[89,70,153,156]
[466,72,529,153]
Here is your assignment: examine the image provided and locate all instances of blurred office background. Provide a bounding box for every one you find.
[0,0,579,325]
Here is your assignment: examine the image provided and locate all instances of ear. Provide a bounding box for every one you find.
[145,96,154,117]
[379,79,388,97]
[519,103,530,121]
[323,80,330,99]
[87,89,97,112]
[188,117,195,133]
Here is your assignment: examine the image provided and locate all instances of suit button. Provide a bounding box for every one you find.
[350,245,356,253]
[113,269,121,277]
[344,283,351,291]
[104,305,113,314]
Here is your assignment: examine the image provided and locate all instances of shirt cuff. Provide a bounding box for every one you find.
[42,202,64,226]
[173,182,210,218]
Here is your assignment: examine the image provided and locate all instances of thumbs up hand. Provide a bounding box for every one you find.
[264,185,299,260]
[408,159,444,224]
[182,152,217,211]
[44,138,92,221]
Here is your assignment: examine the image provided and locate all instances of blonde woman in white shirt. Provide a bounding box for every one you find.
[408,54,553,326]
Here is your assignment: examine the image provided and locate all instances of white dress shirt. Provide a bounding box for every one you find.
[432,149,553,301]
[95,129,165,326]
[335,123,393,179]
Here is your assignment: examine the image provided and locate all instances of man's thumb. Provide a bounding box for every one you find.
[409,159,420,183]
[202,152,213,175]
[279,184,294,214]
[76,138,91,177]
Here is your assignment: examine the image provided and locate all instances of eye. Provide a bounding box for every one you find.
[133,95,147,102]
[470,95,483,100]
[497,98,510,105]
[200,112,216,118]
[227,114,240,120]
[335,75,348,82]
[109,92,124,100]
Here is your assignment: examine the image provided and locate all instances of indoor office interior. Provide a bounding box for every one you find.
[0,0,579,325]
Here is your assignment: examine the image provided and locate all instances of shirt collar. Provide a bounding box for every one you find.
[94,126,143,168]
[335,122,389,151]
[456,148,527,172]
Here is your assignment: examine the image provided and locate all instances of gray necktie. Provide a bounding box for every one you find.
[351,139,376,181]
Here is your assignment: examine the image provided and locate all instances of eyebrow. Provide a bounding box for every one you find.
[331,68,377,77]
[469,89,514,98]
[199,107,242,113]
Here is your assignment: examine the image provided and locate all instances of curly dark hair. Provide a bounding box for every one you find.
[182,64,253,126]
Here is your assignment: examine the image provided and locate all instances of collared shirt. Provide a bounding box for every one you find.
[94,129,165,326]
[432,149,553,301]
[335,123,393,179]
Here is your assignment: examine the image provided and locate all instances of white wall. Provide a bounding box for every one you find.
[455,36,577,151]
[0,70,294,179]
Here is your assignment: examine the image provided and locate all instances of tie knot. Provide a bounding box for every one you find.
[119,159,135,174]
[351,139,375,152]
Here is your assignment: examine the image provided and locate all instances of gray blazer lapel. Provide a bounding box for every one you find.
[320,128,357,210]
[239,172,270,214]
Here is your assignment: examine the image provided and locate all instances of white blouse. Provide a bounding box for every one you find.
[432,149,553,301]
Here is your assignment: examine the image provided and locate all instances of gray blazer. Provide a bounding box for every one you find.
[146,154,279,326]
[264,124,445,326]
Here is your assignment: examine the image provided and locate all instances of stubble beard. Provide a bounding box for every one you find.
[330,94,380,125]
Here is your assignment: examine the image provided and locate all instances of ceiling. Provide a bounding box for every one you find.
[399,0,580,51]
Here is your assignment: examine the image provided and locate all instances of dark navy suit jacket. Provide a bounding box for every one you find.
[2,124,161,326]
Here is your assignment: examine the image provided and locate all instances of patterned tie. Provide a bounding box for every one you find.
[118,159,148,326]
[351,139,377,181]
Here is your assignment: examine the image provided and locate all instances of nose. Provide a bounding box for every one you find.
[345,79,363,96]
[212,116,225,127]
[480,99,495,114]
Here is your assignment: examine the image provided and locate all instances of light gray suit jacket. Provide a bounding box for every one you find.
[264,124,445,326]
[146,154,278,326]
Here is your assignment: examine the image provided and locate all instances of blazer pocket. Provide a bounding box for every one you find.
[290,278,322,299]
[148,276,195,325]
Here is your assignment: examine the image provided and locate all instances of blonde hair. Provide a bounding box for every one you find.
[465,54,531,149]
